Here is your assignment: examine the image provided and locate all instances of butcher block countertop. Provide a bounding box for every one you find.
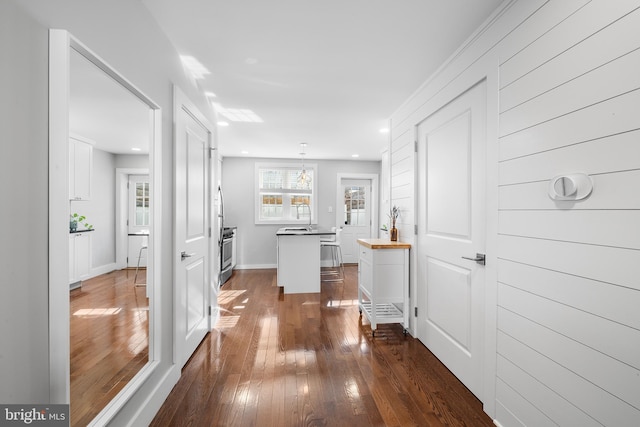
[357,238,411,249]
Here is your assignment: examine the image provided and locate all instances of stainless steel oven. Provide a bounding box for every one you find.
[220,227,234,285]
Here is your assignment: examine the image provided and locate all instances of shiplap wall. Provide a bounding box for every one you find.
[389,0,640,425]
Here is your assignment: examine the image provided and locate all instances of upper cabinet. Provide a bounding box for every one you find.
[69,135,93,201]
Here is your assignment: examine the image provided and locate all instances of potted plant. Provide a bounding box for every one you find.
[388,206,399,241]
[70,213,92,232]
[380,223,389,237]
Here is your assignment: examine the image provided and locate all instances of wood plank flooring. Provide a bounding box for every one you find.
[151,267,493,426]
[70,269,149,427]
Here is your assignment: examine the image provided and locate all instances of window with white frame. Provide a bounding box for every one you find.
[255,162,317,224]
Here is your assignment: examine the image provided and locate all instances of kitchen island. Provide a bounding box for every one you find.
[357,238,411,335]
[276,227,335,294]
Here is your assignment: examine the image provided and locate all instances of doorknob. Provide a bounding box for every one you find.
[181,251,194,261]
[461,253,486,266]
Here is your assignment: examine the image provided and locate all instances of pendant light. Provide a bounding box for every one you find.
[298,143,311,187]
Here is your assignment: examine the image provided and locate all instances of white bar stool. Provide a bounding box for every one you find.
[321,227,344,281]
[134,236,148,286]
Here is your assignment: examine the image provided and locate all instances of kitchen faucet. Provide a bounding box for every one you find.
[296,203,312,231]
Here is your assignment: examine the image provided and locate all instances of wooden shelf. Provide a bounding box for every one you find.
[357,238,411,249]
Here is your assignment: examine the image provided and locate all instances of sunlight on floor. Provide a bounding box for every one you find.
[326,299,359,308]
[73,308,122,316]
[215,315,240,329]
[218,289,247,304]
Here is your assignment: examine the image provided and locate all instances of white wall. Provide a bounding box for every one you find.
[71,151,149,275]
[0,0,50,404]
[390,0,640,425]
[69,147,116,270]
[0,0,217,425]
[222,157,381,268]
[115,153,149,170]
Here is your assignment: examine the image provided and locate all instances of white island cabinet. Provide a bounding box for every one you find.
[357,238,410,335]
[276,228,335,294]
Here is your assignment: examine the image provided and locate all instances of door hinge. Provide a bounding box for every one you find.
[414,307,418,317]
[414,224,418,235]
[127,182,129,190]
[208,147,217,159]
[126,257,128,263]
[209,227,212,238]
[208,305,212,316]
[414,140,418,152]
[126,219,129,226]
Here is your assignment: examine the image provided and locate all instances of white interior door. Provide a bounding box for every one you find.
[175,89,212,368]
[340,179,371,264]
[416,81,486,401]
[127,174,149,268]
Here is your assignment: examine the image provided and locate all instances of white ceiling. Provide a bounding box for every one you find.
[69,48,150,154]
[71,1,504,160]
[142,0,503,161]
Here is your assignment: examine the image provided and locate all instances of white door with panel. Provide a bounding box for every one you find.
[175,89,213,368]
[340,179,372,264]
[127,174,150,268]
[416,81,486,401]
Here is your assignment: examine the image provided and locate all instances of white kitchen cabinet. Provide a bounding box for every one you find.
[276,233,322,294]
[276,228,335,294]
[357,239,410,335]
[69,136,93,201]
[69,231,92,289]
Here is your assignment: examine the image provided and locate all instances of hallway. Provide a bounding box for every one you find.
[151,267,492,426]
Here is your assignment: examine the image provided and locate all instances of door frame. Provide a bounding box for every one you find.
[410,71,499,414]
[172,86,216,366]
[49,30,163,422]
[414,80,487,401]
[335,173,379,239]
[115,168,149,269]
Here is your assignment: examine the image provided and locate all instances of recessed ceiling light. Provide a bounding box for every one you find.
[241,150,249,155]
[351,154,360,158]
[379,128,390,134]
[205,91,217,98]
[131,147,141,152]
[217,121,229,127]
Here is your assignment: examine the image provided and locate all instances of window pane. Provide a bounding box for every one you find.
[259,169,284,189]
[343,186,366,226]
[134,182,151,226]
[261,194,283,218]
[257,165,315,222]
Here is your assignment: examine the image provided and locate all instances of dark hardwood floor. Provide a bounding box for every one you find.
[151,266,493,427]
[70,269,149,427]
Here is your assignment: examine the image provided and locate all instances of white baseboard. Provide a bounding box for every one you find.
[89,262,118,279]
[235,263,277,270]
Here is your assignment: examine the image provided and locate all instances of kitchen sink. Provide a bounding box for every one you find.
[283,227,311,231]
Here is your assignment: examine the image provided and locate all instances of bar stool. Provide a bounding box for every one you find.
[134,236,148,286]
[321,227,344,281]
